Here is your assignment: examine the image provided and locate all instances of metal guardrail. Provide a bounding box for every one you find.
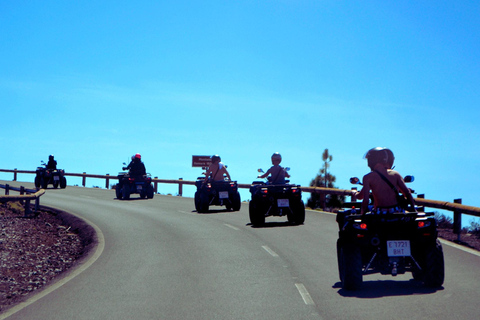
[0,183,45,216]
[2,168,480,231]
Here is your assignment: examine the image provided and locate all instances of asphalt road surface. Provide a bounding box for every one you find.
[2,182,480,320]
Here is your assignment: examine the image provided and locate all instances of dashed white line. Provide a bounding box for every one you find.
[224,223,240,231]
[262,245,279,257]
[295,283,315,305]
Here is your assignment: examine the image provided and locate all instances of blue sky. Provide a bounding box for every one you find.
[1,1,479,221]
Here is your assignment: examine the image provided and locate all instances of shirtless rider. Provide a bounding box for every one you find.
[258,152,290,185]
[204,155,231,183]
[359,147,416,215]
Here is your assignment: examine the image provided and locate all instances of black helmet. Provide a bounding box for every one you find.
[384,148,395,169]
[271,152,282,162]
[49,155,54,160]
[211,155,221,162]
[364,147,389,170]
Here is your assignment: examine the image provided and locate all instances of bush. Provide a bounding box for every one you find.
[435,212,453,229]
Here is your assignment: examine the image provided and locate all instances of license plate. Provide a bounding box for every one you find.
[219,191,229,199]
[136,185,143,190]
[53,176,60,181]
[387,240,411,257]
[277,199,289,207]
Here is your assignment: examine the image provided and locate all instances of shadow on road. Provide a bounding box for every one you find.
[247,221,301,228]
[334,280,444,298]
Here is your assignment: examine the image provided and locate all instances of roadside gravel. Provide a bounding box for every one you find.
[0,202,95,313]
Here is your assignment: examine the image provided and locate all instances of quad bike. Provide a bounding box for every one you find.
[116,164,154,200]
[248,168,305,227]
[336,175,444,290]
[194,175,241,213]
[34,161,67,189]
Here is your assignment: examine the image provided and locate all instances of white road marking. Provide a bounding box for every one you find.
[295,283,315,305]
[439,238,480,257]
[224,223,240,231]
[262,245,279,257]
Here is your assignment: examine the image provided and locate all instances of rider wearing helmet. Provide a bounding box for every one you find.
[258,152,290,184]
[204,154,231,183]
[46,155,57,170]
[360,147,416,215]
[124,153,146,177]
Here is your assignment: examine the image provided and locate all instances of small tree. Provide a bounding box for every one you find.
[307,149,344,210]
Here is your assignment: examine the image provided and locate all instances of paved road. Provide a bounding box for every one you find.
[2,182,480,319]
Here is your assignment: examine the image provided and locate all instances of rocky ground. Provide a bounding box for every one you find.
[0,203,479,315]
[0,202,95,313]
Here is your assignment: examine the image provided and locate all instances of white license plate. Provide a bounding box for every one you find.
[136,185,143,190]
[53,176,60,181]
[219,191,229,199]
[277,199,289,207]
[387,240,411,257]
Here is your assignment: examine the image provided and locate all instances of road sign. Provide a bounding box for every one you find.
[192,155,212,168]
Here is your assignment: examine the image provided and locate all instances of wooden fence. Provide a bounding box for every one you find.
[2,168,479,234]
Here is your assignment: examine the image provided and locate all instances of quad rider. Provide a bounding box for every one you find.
[258,152,290,185]
[204,155,231,183]
[359,147,416,215]
[123,153,146,177]
[46,155,57,170]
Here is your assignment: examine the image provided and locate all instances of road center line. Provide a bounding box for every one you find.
[224,223,240,231]
[262,245,279,257]
[295,283,315,305]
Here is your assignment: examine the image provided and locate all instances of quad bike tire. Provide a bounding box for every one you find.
[116,186,123,200]
[423,239,445,287]
[249,200,265,227]
[231,192,241,211]
[60,177,67,189]
[288,200,305,225]
[340,243,363,290]
[41,178,48,189]
[34,176,41,188]
[146,185,154,199]
[122,185,130,200]
[195,192,209,213]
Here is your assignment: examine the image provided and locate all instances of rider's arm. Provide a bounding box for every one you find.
[258,167,272,179]
[355,188,365,200]
[224,167,232,181]
[395,173,417,212]
[360,176,371,215]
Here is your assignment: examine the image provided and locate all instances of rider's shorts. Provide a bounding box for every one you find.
[371,206,404,215]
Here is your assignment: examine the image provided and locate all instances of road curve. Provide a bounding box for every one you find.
[2,182,480,320]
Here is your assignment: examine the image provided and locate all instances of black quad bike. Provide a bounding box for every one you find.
[336,176,444,290]
[34,161,67,189]
[248,168,305,227]
[116,170,154,200]
[194,177,241,213]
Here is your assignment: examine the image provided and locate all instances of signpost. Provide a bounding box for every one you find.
[192,155,212,168]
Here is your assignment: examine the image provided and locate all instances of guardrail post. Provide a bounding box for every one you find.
[105,174,110,189]
[453,199,462,241]
[417,194,425,212]
[154,177,158,194]
[178,178,183,197]
[24,199,31,217]
[13,168,17,181]
[351,187,357,202]
[20,186,25,205]
[5,184,9,195]
[82,172,86,187]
